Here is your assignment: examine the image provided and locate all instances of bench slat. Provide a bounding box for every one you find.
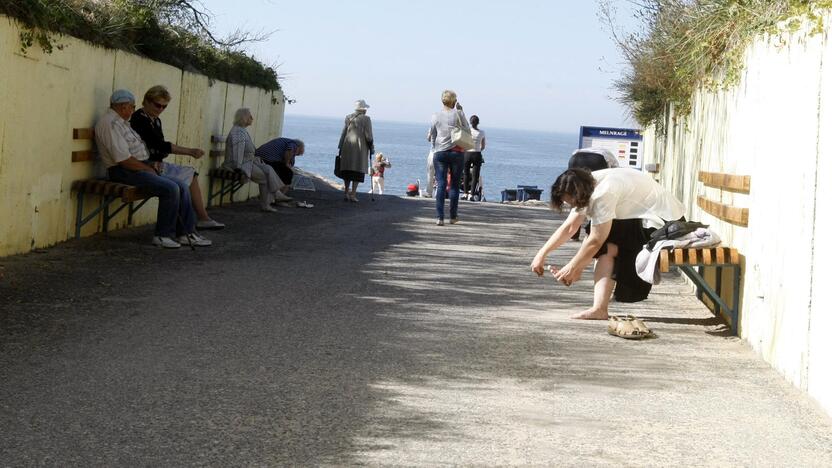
[72,150,96,162]
[716,247,725,264]
[702,249,712,265]
[208,168,244,181]
[660,250,670,273]
[73,128,95,140]
[698,171,751,194]
[730,248,739,265]
[697,196,749,227]
[674,248,684,265]
[687,248,697,264]
[209,150,225,158]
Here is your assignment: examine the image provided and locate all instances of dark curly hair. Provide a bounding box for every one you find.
[550,168,595,212]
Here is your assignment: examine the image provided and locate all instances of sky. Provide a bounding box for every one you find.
[198,0,641,133]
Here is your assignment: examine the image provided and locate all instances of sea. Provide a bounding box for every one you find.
[282,114,577,202]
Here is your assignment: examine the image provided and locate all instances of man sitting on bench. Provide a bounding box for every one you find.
[255,137,305,203]
[95,89,212,249]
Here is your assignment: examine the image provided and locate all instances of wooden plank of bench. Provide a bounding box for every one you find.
[674,248,684,265]
[716,248,725,264]
[729,248,739,264]
[688,248,697,264]
[702,248,712,265]
[698,171,751,194]
[72,150,96,162]
[697,196,749,227]
[660,250,670,273]
[73,128,94,140]
[209,150,224,158]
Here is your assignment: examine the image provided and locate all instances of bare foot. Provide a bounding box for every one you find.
[570,308,609,320]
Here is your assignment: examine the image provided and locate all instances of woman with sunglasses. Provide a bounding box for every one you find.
[130,85,224,231]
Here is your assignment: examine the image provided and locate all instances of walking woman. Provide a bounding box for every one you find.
[337,99,374,202]
[463,115,486,201]
[428,90,469,225]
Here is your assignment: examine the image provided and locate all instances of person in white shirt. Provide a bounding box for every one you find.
[463,115,486,201]
[96,89,211,248]
[530,167,685,319]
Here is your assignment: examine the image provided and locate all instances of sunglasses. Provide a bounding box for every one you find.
[151,101,168,110]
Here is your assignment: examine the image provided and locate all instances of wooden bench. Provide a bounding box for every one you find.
[206,134,245,207]
[70,128,152,239]
[658,171,750,334]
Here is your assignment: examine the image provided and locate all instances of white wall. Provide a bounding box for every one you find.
[643,16,832,415]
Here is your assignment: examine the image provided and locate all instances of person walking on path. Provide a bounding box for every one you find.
[428,90,469,225]
[530,167,684,319]
[223,108,293,212]
[130,85,224,231]
[337,99,374,203]
[368,153,392,195]
[463,115,486,201]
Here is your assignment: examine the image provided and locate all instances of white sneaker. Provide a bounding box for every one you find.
[152,236,181,249]
[197,219,225,230]
[273,191,293,202]
[177,232,212,247]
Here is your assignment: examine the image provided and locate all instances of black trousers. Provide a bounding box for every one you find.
[463,151,483,194]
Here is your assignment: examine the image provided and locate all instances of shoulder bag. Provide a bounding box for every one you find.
[450,110,474,151]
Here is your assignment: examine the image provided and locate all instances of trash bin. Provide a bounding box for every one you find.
[501,189,517,202]
[517,187,543,201]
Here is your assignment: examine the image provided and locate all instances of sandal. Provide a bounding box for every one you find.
[627,315,655,338]
[607,316,652,340]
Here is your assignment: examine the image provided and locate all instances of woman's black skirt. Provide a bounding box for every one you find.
[340,170,365,183]
[592,219,654,303]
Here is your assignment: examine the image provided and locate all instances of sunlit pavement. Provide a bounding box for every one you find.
[1,186,831,466]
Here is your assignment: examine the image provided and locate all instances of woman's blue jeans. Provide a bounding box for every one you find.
[433,150,464,220]
[108,166,195,238]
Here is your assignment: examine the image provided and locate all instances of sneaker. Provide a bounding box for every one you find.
[450,218,459,224]
[436,219,444,226]
[272,191,293,202]
[197,219,225,230]
[152,236,181,249]
[177,232,212,247]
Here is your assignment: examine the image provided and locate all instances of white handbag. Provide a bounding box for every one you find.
[450,110,474,151]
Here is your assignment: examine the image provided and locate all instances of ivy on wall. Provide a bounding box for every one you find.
[1,0,281,92]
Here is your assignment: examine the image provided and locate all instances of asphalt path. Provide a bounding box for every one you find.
[1,184,831,466]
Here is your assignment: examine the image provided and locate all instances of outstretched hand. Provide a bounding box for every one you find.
[553,262,582,286]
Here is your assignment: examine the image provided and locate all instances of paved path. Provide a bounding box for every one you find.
[1,187,831,466]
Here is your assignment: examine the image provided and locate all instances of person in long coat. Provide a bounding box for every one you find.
[337,99,374,202]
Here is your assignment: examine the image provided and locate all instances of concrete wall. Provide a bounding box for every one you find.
[0,16,285,256]
[642,16,832,416]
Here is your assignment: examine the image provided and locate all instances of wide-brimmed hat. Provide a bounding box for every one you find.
[354,99,370,111]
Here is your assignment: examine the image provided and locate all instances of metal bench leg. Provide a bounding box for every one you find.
[715,266,723,317]
[127,201,134,225]
[731,265,741,335]
[75,193,85,239]
[102,196,112,234]
[208,177,216,208]
[696,266,704,301]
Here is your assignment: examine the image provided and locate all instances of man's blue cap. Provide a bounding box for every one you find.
[110,89,135,104]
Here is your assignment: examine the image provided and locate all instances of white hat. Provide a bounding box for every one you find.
[354,99,370,110]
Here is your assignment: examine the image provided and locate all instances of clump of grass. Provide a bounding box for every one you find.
[603,0,832,132]
[0,0,281,92]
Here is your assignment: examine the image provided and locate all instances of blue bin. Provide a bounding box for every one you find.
[517,187,543,201]
[501,189,517,202]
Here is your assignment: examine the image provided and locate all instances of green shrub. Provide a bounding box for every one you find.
[606,0,832,132]
[0,0,281,91]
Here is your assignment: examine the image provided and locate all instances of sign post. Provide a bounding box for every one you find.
[578,126,643,169]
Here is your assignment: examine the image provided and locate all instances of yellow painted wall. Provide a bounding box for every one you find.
[642,14,832,416]
[0,16,285,256]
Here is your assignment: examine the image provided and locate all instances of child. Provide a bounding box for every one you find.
[369,153,392,195]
